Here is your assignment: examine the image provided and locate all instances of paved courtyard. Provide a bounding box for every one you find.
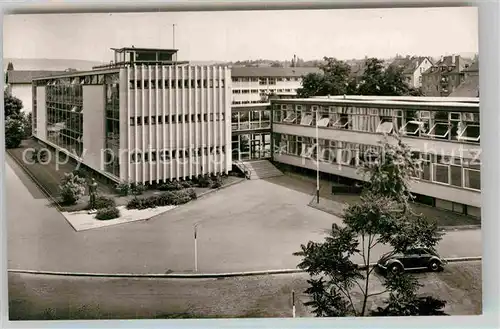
[7,156,482,274]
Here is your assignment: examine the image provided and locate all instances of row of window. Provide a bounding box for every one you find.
[273,105,480,143]
[129,113,225,126]
[233,88,294,94]
[37,73,120,87]
[129,79,226,90]
[272,133,481,191]
[130,146,226,163]
[232,100,268,105]
[231,77,301,83]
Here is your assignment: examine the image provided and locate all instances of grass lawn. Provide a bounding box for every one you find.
[8,261,481,320]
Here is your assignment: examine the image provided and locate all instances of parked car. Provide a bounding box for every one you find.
[376,247,447,274]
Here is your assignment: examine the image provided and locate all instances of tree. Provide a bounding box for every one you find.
[294,135,445,316]
[298,56,423,97]
[4,90,23,119]
[5,117,24,149]
[20,112,33,138]
[5,61,14,84]
[297,57,352,98]
[357,58,386,95]
[59,172,86,205]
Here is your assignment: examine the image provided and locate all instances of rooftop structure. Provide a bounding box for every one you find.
[93,47,189,69]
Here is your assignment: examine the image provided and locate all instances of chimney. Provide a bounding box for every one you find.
[451,54,456,65]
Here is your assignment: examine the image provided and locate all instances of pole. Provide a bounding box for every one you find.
[316,108,320,204]
[194,224,198,272]
[173,24,176,49]
[292,290,296,318]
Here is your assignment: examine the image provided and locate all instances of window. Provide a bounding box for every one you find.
[450,160,462,187]
[376,118,394,134]
[426,123,450,139]
[300,113,313,126]
[317,116,331,127]
[433,163,449,184]
[458,124,480,142]
[137,117,142,126]
[144,116,149,125]
[283,111,297,123]
[151,116,156,125]
[400,120,424,135]
[332,114,350,128]
[463,168,480,190]
[158,116,163,124]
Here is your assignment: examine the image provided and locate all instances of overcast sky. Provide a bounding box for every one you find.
[3,7,478,62]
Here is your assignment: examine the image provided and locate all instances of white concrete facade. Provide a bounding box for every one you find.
[82,85,106,171]
[271,98,481,213]
[32,64,232,184]
[123,65,232,184]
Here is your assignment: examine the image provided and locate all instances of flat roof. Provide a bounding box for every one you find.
[231,67,321,78]
[7,70,67,84]
[314,95,480,103]
[111,47,179,53]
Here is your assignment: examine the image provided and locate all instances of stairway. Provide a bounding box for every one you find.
[235,160,283,180]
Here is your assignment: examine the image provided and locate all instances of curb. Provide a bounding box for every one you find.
[439,225,481,231]
[196,177,247,199]
[308,199,481,232]
[7,256,481,279]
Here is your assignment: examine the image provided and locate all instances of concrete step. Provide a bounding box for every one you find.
[239,160,283,180]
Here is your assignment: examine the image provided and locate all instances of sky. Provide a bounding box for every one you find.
[3,7,478,62]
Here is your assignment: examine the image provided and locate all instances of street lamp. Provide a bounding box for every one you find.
[316,107,320,204]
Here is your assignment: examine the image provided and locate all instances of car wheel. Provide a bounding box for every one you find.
[428,260,441,272]
[388,263,403,274]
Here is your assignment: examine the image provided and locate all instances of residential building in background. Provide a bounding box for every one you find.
[230,67,320,105]
[449,59,479,97]
[270,97,480,217]
[389,56,433,89]
[32,47,231,184]
[229,66,319,162]
[5,70,64,112]
[421,55,472,96]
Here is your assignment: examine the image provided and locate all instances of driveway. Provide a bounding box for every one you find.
[7,157,482,274]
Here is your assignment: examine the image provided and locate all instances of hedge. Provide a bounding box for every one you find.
[95,207,121,220]
[89,196,116,210]
[126,188,197,210]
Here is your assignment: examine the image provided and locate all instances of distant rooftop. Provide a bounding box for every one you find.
[231,66,320,78]
[6,70,67,84]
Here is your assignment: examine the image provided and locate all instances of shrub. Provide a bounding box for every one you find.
[181,180,193,188]
[72,168,87,179]
[186,188,197,200]
[130,182,146,195]
[59,173,86,205]
[210,174,223,189]
[158,180,183,191]
[95,206,120,220]
[5,117,24,149]
[126,189,196,210]
[197,175,212,188]
[116,181,131,196]
[92,196,116,210]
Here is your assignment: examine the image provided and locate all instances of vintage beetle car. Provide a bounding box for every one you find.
[376,247,447,274]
